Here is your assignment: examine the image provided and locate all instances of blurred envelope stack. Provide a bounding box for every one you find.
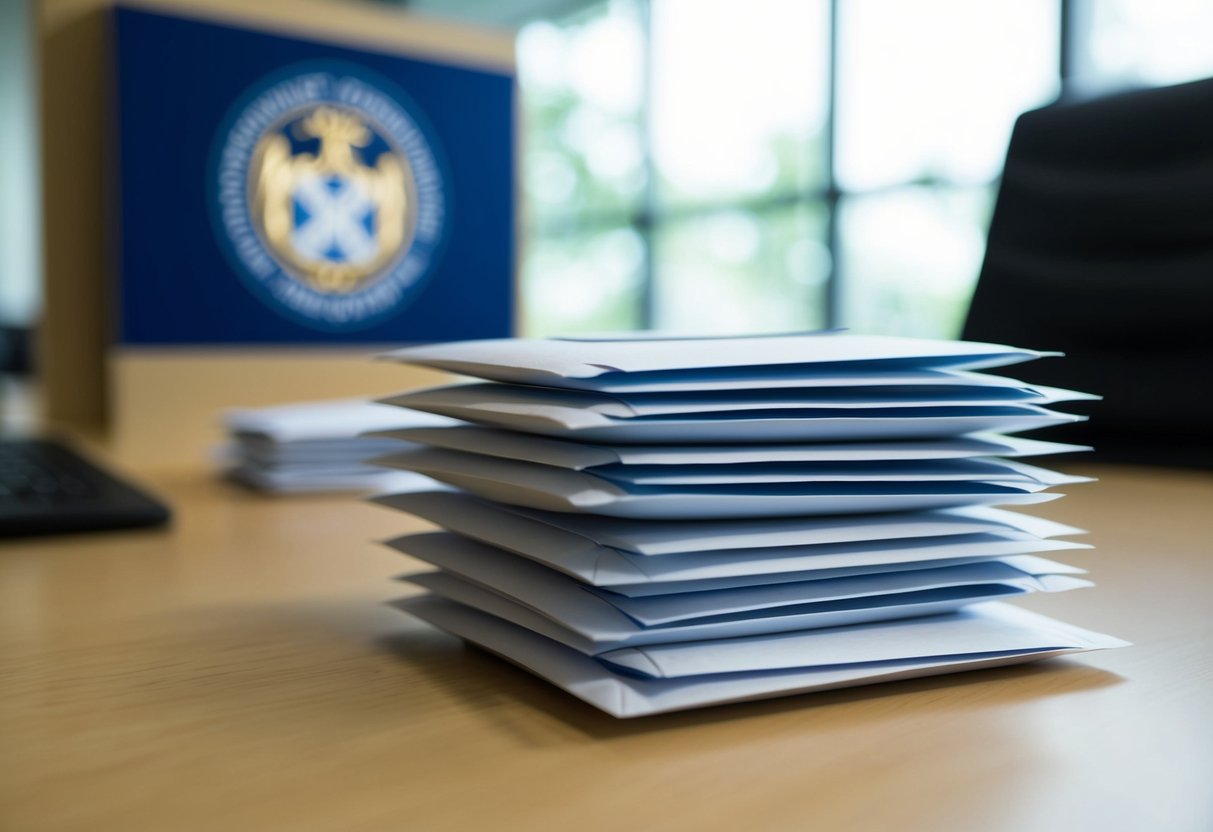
[222,398,453,494]
[370,333,1127,717]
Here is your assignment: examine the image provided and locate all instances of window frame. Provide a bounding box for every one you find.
[521,0,1091,335]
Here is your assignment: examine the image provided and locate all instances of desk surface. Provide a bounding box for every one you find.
[2,462,1211,832]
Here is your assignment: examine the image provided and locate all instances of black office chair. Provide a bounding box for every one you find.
[963,77,1213,468]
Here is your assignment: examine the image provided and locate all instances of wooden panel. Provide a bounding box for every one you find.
[38,0,111,426]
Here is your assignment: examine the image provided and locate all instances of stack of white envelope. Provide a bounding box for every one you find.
[222,398,453,493]
[368,333,1128,717]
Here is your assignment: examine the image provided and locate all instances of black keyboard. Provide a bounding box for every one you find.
[0,438,171,537]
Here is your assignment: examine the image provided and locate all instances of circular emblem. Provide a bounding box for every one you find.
[212,64,448,330]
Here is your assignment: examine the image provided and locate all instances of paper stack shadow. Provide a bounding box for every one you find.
[368,333,1128,717]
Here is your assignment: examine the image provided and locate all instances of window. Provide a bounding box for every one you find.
[517,0,1213,339]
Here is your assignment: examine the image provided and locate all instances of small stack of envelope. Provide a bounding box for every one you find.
[222,398,453,494]
[369,333,1128,717]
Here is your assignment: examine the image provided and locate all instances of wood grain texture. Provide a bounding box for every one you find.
[2,463,1212,832]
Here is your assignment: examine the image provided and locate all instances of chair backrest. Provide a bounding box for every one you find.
[963,78,1213,467]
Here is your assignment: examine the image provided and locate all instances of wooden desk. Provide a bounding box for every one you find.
[2,462,1211,832]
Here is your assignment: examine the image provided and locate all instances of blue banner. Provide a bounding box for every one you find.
[112,7,514,344]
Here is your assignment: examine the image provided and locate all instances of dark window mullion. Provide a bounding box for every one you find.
[824,0,842,329]
[1059,0,1076,85]
[638,0,657,330]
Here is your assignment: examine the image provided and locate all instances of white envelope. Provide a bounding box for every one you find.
[379,333,1058,388]
[376,447,1074,518]
[374,436,1089,488]
[570,459,1087,487]
[472,367,1068,395]
[382,380,1096,416]
[599,554,1089,597]
[536,368,1064,394]
[228,466,434,495]
[404,569,1033,652]
[595,601,1125,678]
[380,382,1085,444]
[370,426,1091,469]
[391,531,1089,629]
[398,596,1127,717]
[382,520,1092,588]
[370,490,1085,557]
[236,435,411,465]
[225,397,456,442]
[592,562,1089,626]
